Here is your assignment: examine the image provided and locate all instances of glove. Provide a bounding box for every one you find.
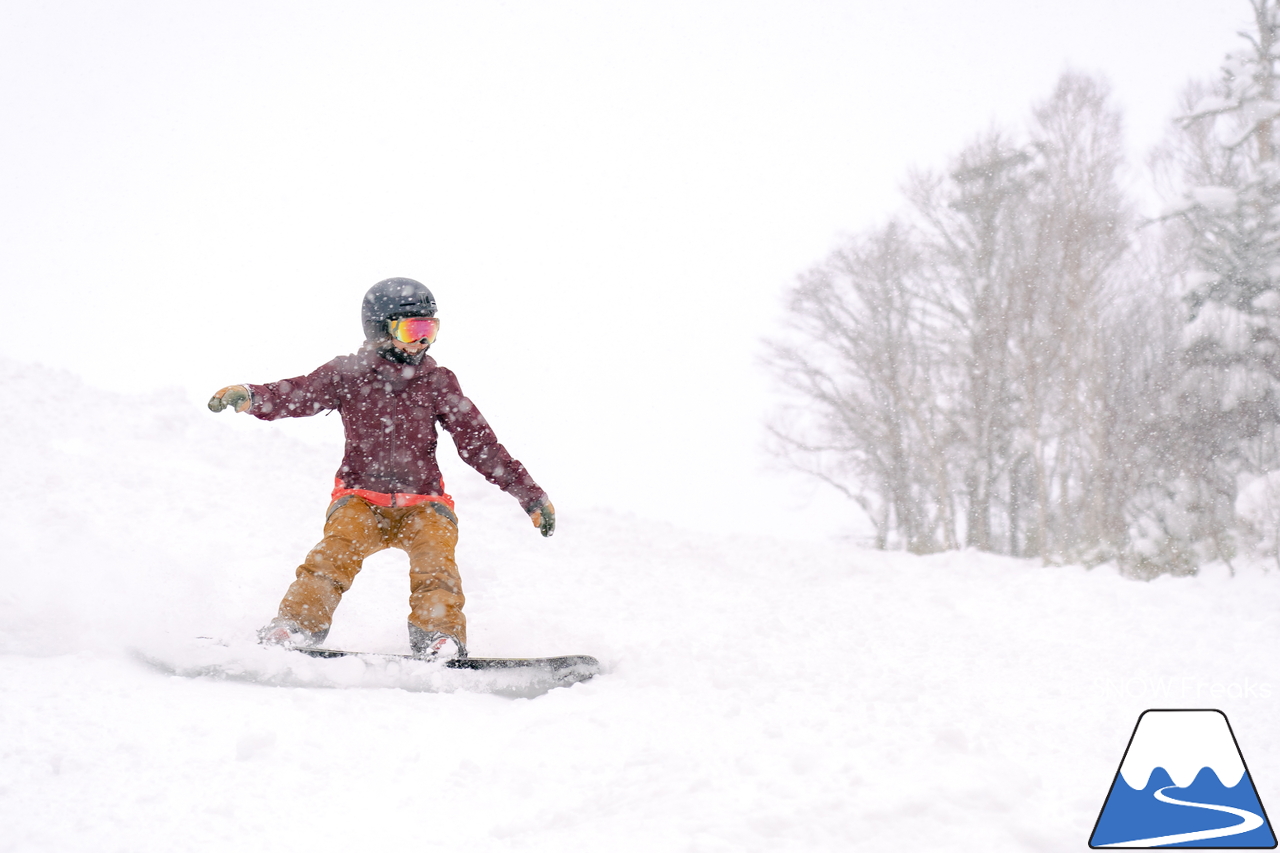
[208,385,252,413]
[527,498,555,538]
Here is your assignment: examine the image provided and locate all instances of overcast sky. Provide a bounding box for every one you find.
[0,0,1253,540]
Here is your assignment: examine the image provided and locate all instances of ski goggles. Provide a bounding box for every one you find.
[388,316,440,345]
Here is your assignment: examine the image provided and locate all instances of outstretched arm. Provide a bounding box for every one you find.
[208,360,342,421]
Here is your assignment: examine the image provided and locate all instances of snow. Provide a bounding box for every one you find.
[1253,291,1280,313]
[3,356,1280,851]
[1182,299,1254,355]
[1187,95,1235,118]
[1221,99,1280,150]
[1238,471,1280,559]
[1189,185,1239,214]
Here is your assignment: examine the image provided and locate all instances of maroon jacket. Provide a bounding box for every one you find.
[246,347,546,510]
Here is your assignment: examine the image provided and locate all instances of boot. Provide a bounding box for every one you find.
[408,624,466,661]
[257,617,324,649]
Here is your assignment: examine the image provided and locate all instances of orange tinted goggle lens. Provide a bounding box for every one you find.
[388,317,440,344]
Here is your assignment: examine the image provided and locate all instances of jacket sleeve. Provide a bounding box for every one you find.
[433,367,547,509]
[245,360,341,421]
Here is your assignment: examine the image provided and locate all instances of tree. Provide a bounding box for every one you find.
[768,72,1136,562]
[906,132,1034,554]
[1150,0,1280,571]
[768,220,956,552]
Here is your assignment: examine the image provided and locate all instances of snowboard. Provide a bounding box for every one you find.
[296,646,600,686]
[138,639,600,698]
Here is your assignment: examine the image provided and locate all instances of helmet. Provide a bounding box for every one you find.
[361,278,437,341]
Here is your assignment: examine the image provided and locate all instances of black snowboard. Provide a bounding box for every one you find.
[296,647,600,687]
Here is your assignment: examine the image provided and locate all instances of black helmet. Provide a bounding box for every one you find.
[361,277,437,341]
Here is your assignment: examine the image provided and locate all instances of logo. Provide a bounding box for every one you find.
[1090,709,1276,848]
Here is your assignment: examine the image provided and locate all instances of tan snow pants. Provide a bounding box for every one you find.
[274,495,466,644]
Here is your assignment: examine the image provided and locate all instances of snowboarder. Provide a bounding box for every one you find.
[208,277,554,662]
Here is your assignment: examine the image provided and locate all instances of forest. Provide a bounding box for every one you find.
[769,0,1280,577]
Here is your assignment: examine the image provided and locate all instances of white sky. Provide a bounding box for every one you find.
[0,0,1252,539]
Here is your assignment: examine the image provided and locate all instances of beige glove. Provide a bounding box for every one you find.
[208,385,252,413]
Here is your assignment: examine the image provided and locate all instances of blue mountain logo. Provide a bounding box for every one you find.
[1090,709,1276,848]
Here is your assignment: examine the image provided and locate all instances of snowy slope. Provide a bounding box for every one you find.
[2,356,1280,852]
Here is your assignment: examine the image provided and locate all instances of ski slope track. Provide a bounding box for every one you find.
[1105,785,1264,847]
[3,356,1280,852]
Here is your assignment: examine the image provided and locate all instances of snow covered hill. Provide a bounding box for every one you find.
[2,356,1279,852]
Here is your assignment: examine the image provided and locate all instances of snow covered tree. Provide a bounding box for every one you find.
[1145,0,1280,572]
[1104,228,1203,578]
